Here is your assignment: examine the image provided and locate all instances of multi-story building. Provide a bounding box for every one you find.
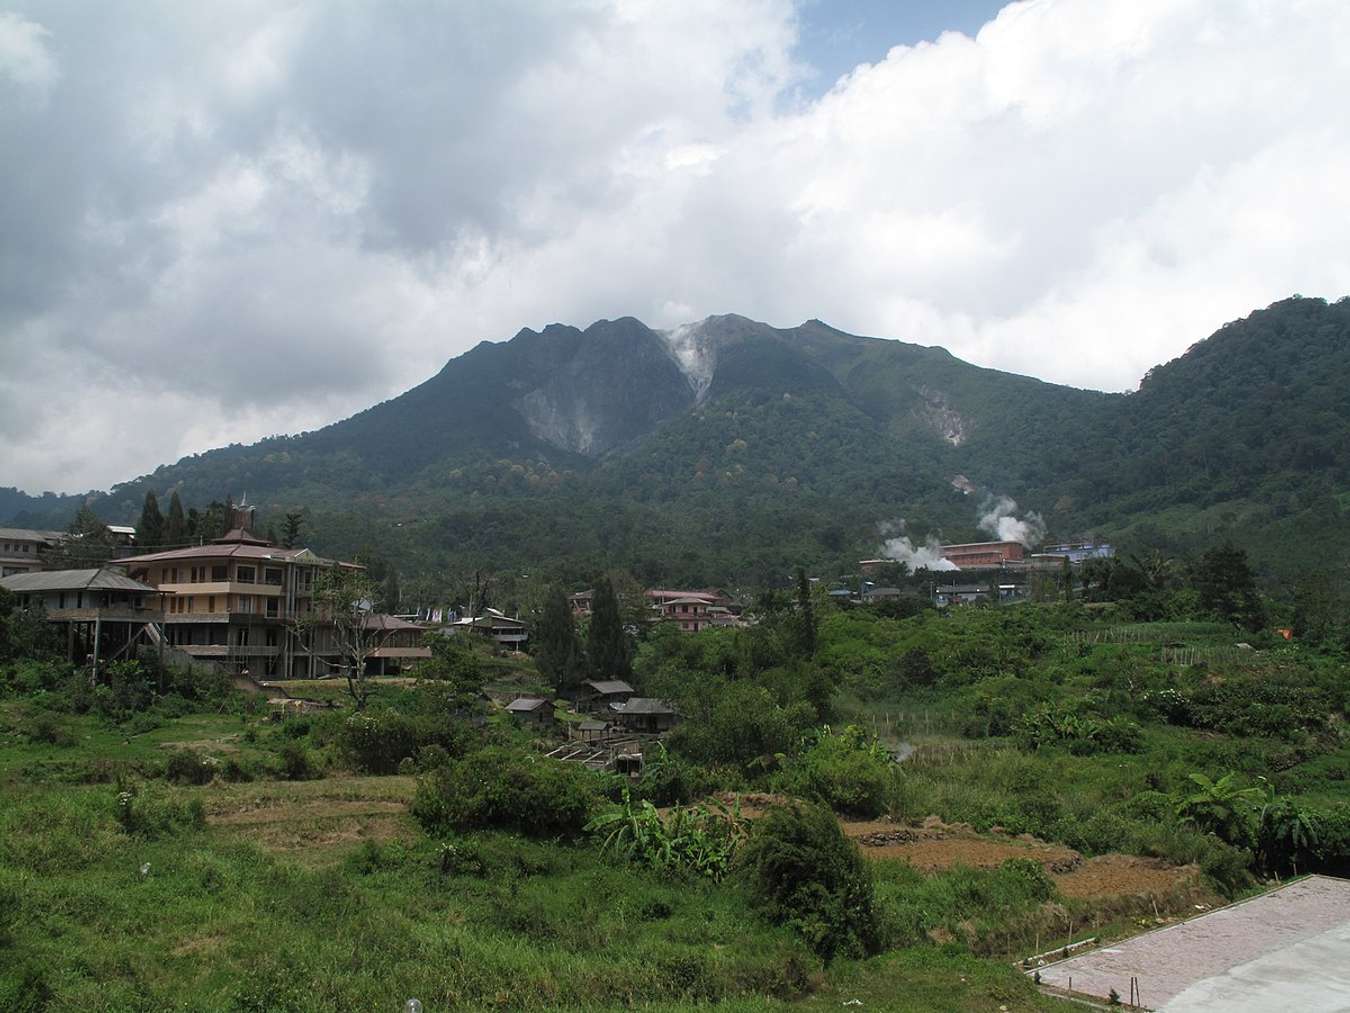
[0,567,168,673]
[0,527,64,576]
[114,506,428,678]
[937,541,1026,568]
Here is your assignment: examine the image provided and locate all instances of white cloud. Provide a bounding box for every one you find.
[1,0,1348,492]
[0,11,58,93]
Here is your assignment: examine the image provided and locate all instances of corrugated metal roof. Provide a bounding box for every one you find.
[361,613,424,631]
[0,568,159,594]
[584,679,634,695]
[0,527,64,542]
[506,697,550,712]
[616,697,676,715]
[113,543,305,565]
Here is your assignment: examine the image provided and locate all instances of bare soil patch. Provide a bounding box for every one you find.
[1054,854,1202,901]
[843,816,1082,874]
[844,816,1206,905]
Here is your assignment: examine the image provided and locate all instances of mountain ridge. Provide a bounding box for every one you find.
[3,296,1347,584]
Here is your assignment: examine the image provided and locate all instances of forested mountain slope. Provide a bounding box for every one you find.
[3,297,1346,583]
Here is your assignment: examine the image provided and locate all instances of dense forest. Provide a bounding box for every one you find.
[3,296,1347,588]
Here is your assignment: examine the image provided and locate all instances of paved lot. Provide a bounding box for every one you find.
[1032,875,1350,1010]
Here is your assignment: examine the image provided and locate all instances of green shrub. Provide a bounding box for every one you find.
[276,741,315,781]
[587,789,747,881]
[21,709,74,747]
[1014,704,1142,755]
[636,744,717,806]
[164,749,215,785]
[773,726,892,818]
[436,837,488,877]
[411,746,604,837]
[736,802,883,961]
[331,709,472,774]
[114,786,205,839]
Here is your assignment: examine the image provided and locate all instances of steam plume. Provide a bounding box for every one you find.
[877,520,958,572]
[977,495,1045,547]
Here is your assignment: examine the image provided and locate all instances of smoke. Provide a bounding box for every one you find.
[877,520,958,572]
[977,495,1046,547]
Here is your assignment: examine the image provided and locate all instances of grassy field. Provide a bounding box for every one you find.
[5,605,1344,1011]
[0,769,1067,1011]
[0,679,1081,1012]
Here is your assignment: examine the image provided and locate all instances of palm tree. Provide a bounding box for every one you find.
[1176,772,1262,848]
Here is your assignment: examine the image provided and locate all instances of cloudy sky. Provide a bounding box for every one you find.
[3,0,1348,494]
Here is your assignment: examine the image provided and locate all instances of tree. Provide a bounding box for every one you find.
[1176,772,1262,848]
[736,802,883,961]
[200,500,229,541]
[281,510,304,549]
[409,633,484,711]
[0,587,62,662]
[535,585,585,693]
[383,570,401,614]
[587,576,631,680]
[292,566,388,710]
[796,567,817,656]
[54,504,116,567]
[164,491,187,546]
[1256,787,1319,876]
[1192,544,1265,632]
[137,492,164,551]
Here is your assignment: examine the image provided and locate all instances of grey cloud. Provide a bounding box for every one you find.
[2,0,1348,493]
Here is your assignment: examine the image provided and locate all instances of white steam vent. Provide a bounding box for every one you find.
[876,520,958,571]
[977,495,1046,547]
[659,322,716,400]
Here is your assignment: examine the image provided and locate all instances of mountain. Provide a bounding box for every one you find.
[4,296,1347,585]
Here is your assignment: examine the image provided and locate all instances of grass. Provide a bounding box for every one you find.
[0,775,1070,1011]
[0,694,1083,1011]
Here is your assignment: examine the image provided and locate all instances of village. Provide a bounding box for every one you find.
[5,507,1344,1013]
[1,506,1120,773]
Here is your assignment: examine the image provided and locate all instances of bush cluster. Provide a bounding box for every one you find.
[773,726,893,818]
[411,746,609,838]
[736,802,883,962]
[324,708,473,774]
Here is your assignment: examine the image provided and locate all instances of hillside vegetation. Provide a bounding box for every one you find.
[3,573,1347,1009]
[3,297,1347,585]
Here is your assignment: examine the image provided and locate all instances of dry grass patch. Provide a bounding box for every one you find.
[203,775,418,863]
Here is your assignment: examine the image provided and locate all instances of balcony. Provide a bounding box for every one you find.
[159,581,283,597]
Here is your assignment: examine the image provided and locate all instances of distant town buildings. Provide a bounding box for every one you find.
[0,527,64,577]
[448,607,529,649]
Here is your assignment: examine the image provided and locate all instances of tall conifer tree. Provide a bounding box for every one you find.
[138,491,164,550]
[587,576,631,680]
[796,566,817,656]
[164,491,187,547]
[536,585,584,693]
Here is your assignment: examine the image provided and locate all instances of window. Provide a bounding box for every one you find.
[211,564,228,581]
[236,565,256,584]
[264,567,283,586]
[208,596,216,612]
